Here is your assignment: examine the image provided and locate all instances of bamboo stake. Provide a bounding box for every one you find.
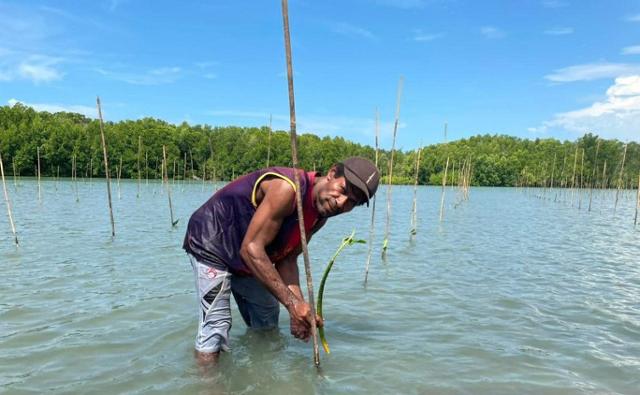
[549,153,556,199]
[89,157,93,188]
[162,145,178,227]
[96,97,115,237]
[588,139,600,212]
[201,162,206,192]
[364,108,379,286]
[382,76,404,260]
[145,151,149,186]
[137,136,142,198]
[281,0,320,366]
[73,154,79,202]
[117,156,122,200]
[0,151,18,246]
[410,146,422,237]
[578,149,584,209]
[570,147,578,206]
[614,144,627,215]
[37,146,41,201]
[439,156,450,221]
[635,173,639,227]
[183,152,187,191]
[172,158,177,187]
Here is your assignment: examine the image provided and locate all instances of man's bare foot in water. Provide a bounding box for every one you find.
[195,350,220,373]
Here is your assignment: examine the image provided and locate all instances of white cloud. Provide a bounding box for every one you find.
[480,26,505,39]
[531,75,640,140]
[545,62,640,82]
[8,98,96,118]
[95,66,182,85]
[413,30,444,42]
[0,54,63,83]
[622,45,640,55]
[544,27,574,35]
[330,22,375,39]
[204,73,217,80]
[625,14,640,22]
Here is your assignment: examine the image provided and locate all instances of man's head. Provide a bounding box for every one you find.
[313,157,380,218]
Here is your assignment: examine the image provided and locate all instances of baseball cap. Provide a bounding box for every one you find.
[342,157,380,206]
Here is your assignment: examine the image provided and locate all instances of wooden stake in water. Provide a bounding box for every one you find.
[588,139,600,212]
[364,108,380,286]
[578,149,584,209]
[410,146,422,238]
[282,0,320,366]
[570,147,578,207]
[12,158,17,189]
[382,76,404,260]
[614,144,627,215]
[439,156,450,221]
[137,136,142,198]
[37,146,41,201]
[162,145,179,227]
[0,151,18,246]
[96,97,115,237]
[117,156,123,200]
[635,173,639,227]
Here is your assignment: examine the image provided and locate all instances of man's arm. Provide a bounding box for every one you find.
[239,178,318,339]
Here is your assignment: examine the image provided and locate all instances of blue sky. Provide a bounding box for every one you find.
[1,0,639,150]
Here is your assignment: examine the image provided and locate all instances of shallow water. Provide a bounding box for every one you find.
[1,178,639,394]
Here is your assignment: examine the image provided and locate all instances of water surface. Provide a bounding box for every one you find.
[1,179,639,394]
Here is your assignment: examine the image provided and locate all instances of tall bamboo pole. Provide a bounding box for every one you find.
[73,154,79,202]
[117,156,123,200]
[635,173,639,227]
[410,146,422,237]
[439,156,450,221]
[281,0,320,366]
[549,153,556,198]
[0,151,18,246]
[364,108,380,286]
[12,158,17,189]
[162,145,178,227]
[37,146,41,201]
[96,97,115,237]
[588,139,600,212]
[137,136,142,198]
[578,149,584,209]
[570,147,578,206]
[145,151,149,186]
[614,144,627,215]
[382,76,404,260]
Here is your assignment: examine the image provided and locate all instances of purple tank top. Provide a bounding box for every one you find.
[183,167,321,275]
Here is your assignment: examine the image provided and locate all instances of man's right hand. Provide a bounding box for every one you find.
[288,299,323,341]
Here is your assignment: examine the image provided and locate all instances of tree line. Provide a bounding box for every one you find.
[0,103,638,188]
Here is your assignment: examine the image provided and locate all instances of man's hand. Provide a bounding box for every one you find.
[288,300,324,341]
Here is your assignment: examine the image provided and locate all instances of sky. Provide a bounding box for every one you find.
[1,0,639,150]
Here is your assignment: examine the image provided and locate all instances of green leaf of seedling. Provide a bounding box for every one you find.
[317,229,362,354]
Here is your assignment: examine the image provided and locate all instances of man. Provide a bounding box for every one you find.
[183,157,379,363]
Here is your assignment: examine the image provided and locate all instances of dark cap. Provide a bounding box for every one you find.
[342,157,380,206]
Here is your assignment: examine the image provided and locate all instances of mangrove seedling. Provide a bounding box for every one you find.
[317,230,366,354]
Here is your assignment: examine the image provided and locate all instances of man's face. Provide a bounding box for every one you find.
[314,168,365,218]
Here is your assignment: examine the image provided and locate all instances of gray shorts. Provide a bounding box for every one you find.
[189,255,280,353]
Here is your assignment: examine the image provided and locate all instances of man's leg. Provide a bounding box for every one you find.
[230,275,280,329]
[189,255,232,363]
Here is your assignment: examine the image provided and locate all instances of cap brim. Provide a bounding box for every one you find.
[344,167,370,206]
